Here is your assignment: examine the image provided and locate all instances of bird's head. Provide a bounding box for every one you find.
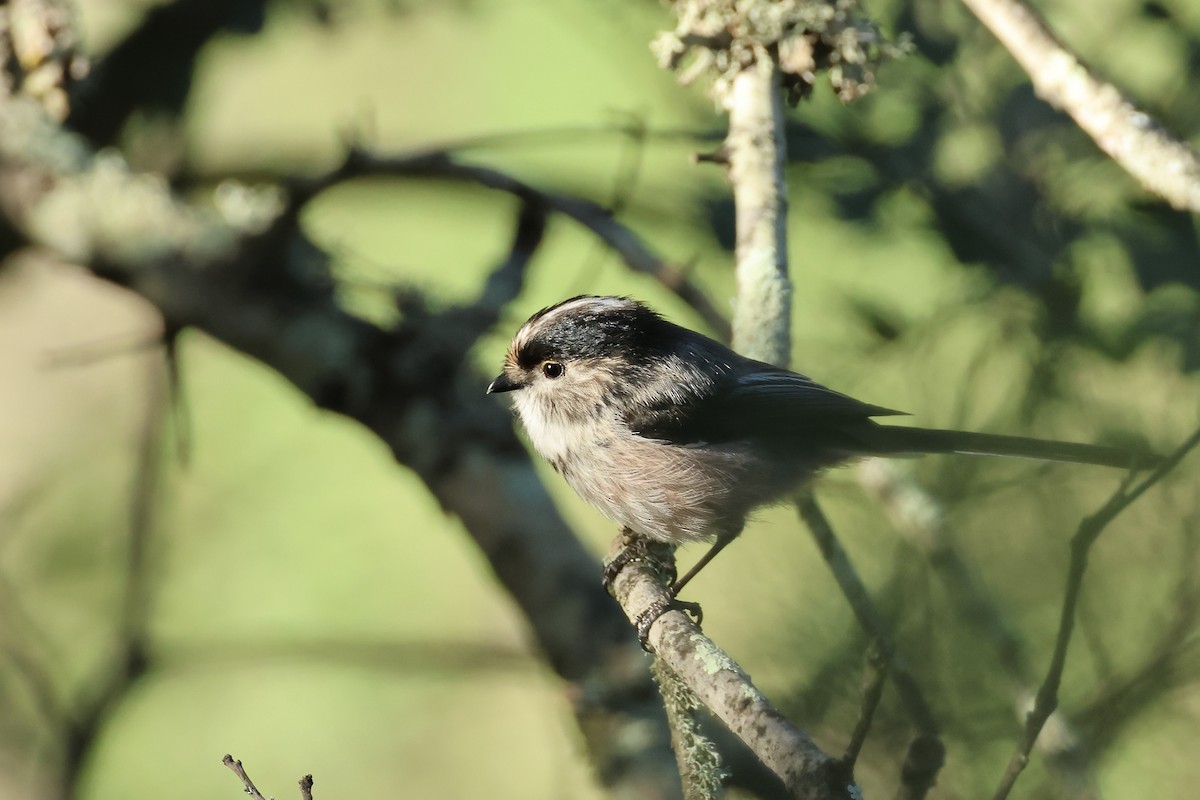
[487,295,680,418]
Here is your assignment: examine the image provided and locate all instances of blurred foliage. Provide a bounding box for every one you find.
[0,1,1198,800]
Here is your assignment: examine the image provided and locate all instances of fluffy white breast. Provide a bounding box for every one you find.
[512,390,579,462]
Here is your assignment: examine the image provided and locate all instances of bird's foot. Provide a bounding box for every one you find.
[603,534,677,595]
[634,596,703,651]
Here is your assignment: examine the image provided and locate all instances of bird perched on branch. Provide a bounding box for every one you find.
[488,295,1160,637]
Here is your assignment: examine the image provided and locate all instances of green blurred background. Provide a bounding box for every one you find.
[1,0,1198,798]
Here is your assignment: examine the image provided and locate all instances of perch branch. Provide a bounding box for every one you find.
[605,540,854,800]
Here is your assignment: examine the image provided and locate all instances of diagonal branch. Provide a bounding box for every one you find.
[959,0,1200,211]
[605,540,853,800]
[796,491,945,800]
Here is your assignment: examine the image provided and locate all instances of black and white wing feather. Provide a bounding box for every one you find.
[624,365,904,447]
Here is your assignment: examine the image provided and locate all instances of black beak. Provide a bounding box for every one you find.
[486,372,522,394]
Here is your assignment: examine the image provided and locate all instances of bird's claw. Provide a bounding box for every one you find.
[634,597,703,651]
[602,536,677,595]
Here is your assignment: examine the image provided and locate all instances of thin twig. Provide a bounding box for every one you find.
[991,423,1200,800]
[796,492,940,739]
[299,774,314,800]
[858,459,1097,794]
[841,642,889,774]
[222,755,269,800]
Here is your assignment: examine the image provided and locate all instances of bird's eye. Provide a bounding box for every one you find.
[542,361,564,379]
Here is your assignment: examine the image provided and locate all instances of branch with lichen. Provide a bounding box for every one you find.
[958,0,1200,211]
[652,0,907,365]
[588,3,911,795]
[606,537,854,800]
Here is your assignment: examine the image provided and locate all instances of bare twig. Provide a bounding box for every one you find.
[222,755,269,800]
[796,492,939,740]
[299,774,314,800]
[991,424,1200,800]
[959,0,1200,211]
[797,491,944,800]
[858,459,1099,795]
[841,642,889,774]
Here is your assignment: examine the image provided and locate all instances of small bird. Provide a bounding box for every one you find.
[487,296,1159,629]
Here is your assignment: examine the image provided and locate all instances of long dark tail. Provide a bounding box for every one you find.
[864,425,1162,470]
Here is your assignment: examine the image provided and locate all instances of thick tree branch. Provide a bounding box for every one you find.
[959,0,1200,211]
[0,97,683,800]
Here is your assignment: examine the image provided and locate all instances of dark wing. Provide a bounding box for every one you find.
[625,367,905,446]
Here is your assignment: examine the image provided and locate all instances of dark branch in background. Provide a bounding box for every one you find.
[283,146,731,339]
[991,424,1200,800]
[0,96,691,799]
[66,0,266,146]
[56,358,166,800]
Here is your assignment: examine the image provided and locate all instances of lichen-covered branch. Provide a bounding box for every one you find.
[723,58,793,365]
[605,540,854,800]
[959,0,1200,211]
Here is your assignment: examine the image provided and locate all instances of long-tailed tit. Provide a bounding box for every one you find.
[488,296,1159,629]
